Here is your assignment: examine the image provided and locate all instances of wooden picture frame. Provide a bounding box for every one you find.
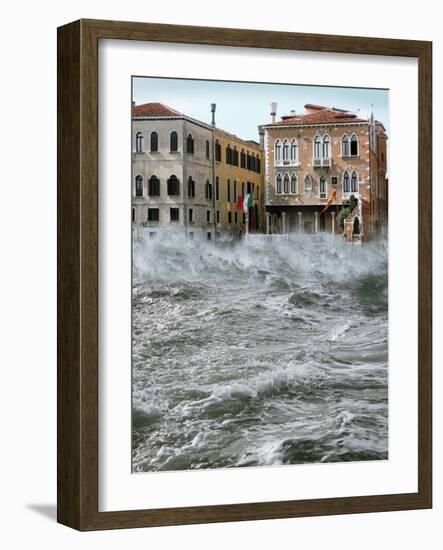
[57,18,432,530]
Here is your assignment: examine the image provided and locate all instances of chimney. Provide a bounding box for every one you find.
[290,109,296,116]
[211,103,216,127]
[270,102,277,124]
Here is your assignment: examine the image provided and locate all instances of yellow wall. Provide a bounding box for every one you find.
[214,130,265,236]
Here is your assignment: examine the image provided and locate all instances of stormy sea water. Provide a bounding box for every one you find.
[132,230,388,472]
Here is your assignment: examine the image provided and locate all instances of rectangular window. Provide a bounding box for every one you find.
[242,213,246,224]
[228,212,232,224]
[206,210,211,223]
[147,208,159,222]
[227,180,231,202]
[170,208,179,222]
[189,208,193,223]
[234,212,238,224]
[216,210,220,223]
[207,232,212,240]
[331,177,338,185]
[132,207,135,222]
[149,231,157,238]
[215,177,220,201]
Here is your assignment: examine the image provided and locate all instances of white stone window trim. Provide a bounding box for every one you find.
[318,175,328,199]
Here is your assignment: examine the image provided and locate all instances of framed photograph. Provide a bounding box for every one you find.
[57,19,432,530]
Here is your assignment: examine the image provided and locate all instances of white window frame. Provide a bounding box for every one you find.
[290,139,298,165]
[290,173,297,194]
[283,172,290,194]
[313,134,322,160]
[322,134,331,160]
[276,172,282,194]
[351,170,359,194]
[135,132,144,153]
[319,175,327,199]
[341,134,350,157]
[342,170,351,195]
[275,139,282,166]
[350,133,359,156]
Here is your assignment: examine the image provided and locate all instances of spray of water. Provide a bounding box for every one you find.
[132,228,388,472]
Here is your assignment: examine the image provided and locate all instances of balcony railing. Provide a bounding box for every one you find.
[313,157,331,168]
[275,159,299,167]
[322,158,331,168]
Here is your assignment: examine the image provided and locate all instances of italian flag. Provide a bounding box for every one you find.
[243,193,254,212]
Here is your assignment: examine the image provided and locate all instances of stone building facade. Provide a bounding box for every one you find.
[132,103,215,240]
[132,102,265,239]
[260,103,388,241]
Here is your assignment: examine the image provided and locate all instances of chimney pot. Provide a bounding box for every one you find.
[270,102,277,124]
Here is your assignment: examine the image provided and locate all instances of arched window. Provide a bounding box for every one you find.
[350,134,358,156]
[290,139,298,164]
[283,140,290,162]
[283,173,290,194]
[343,170,350,193]
[290,174,297,194]
[275,140,282,164]
[351,170,358,193]
[135,175,143,197]
[314,135,322,159]
[319,176,327,198]
[227,179,231,202]
[240,149,246,168]
[215,140,221,162]
[187,176,195,198]
[148,175,160,196]
[205,179,212,200]
[233,146,238,166]
[341,135,350,157]
[276,173,282,194]
[206,140,210,159]
[167,175,180,196]
[215,177,220,200]
[186,134,194,154]
[304,174,312,191]
[353,217,360,235]
[150,131,158,152]
[170,131,178,152]
[135,132,144,153]
[322,135,330,159]
[226,144,232,165]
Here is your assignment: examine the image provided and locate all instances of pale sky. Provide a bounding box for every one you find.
[133,76,389,143]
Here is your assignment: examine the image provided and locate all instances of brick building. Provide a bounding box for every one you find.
[259,103,388,241]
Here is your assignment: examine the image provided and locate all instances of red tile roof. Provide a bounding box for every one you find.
[132,102,184,117]
[273,104,369,126]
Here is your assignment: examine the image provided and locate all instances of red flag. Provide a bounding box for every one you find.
[321,189,337,214]
[237,195,243,211]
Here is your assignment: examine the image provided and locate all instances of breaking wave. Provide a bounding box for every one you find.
[132,228,388,472]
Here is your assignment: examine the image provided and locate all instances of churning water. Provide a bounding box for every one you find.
[132,230,388,472]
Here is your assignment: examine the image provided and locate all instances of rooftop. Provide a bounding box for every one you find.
[132,102,184,117]
[274,104,369,126]
[132,102,263,150]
